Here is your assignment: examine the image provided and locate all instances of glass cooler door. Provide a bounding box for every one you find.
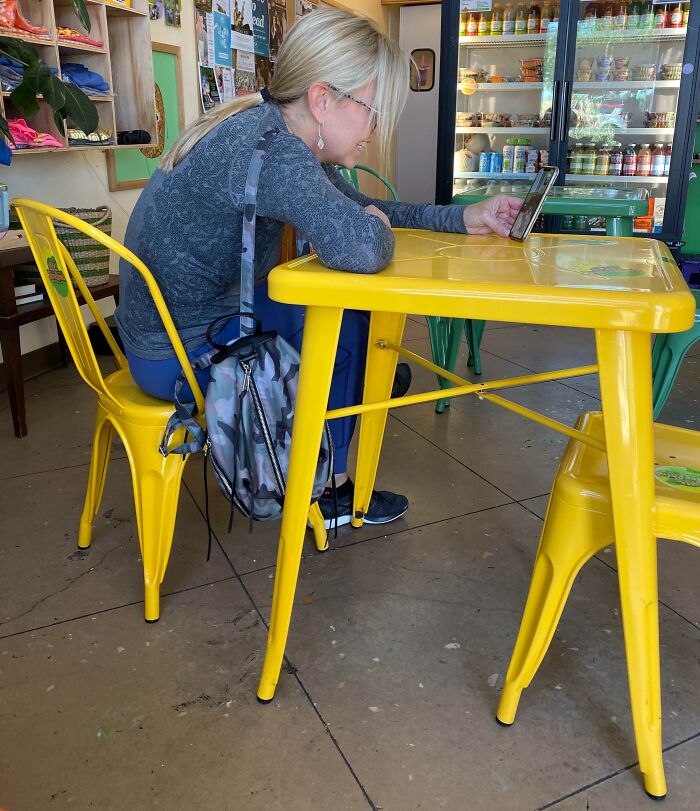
[556,1,695,236]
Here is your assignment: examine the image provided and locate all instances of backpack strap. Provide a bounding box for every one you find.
[240,128,278,338]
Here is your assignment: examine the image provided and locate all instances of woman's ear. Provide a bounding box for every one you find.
[307,82,329,123]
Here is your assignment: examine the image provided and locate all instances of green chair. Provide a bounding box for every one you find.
[652,288,700,418]
[337,164,482,413]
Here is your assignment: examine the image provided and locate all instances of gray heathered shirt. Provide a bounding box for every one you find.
[115,102,467,360]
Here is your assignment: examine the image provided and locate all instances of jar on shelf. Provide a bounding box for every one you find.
[636,143,652,175]
[581,142,597,174]
[651,143,666,176]
[570,142,584,174]
[623,143,638,175]
[595,143,611,175]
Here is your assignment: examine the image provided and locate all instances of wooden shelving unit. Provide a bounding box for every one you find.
[0,0,156,155]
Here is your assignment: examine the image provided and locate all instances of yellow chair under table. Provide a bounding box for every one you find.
[13,199,327,622]
[497,410,700,799]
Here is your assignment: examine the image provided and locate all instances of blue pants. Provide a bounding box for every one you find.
[125,279,369,474]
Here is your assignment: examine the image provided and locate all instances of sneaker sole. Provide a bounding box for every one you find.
[360,503,409,526]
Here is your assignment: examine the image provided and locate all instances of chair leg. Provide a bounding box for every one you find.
[652,329,700,419]
[427,315,457,414]
[308,502,328,552]
[352,312,406,526]
[78,405,114,549]
[118,421,190,622]
[465,318,486,376]
[258,306,343,702]
[498,490,612,725]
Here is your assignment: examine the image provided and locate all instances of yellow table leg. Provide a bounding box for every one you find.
[257,306,343,702]
[352,312,407,527]
[596,328,665,799]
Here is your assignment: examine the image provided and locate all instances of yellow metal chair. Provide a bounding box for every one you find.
[497,410,700,798]
[13,199,327,622]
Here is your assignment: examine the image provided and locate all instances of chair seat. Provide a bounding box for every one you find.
[100,368,182,426]
[558,412,700,543]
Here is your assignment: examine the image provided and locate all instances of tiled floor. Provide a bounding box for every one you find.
[1,321,699,810]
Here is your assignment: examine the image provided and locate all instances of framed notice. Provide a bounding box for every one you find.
[106,43,185,191]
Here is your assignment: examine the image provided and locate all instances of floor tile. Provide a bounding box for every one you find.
[243,504,700,811]
[550,735,700,810]
[479,325,598,373]
[653,353,700,429]
[0,579,369,811]
[185,414,511,575]
[0,457,232,637]
[395,343,599,500]
[519,494,550,520]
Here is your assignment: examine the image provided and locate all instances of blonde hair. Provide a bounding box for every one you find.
[161,8,409,171]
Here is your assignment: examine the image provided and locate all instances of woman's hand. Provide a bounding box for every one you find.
[365,204,391,229]
[463,195,523,237]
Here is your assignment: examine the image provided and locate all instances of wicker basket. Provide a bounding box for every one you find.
[12,206,112,288]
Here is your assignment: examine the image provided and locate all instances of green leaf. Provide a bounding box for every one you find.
[0,37,40,67]
[0,113,14,145]
[9,74,40,119]
[53,108,66,133]
[38,70,66,111]
[61,83,98,134]
[71,0,92,32]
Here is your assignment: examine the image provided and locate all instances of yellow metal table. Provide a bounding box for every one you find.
[258,229,695,797]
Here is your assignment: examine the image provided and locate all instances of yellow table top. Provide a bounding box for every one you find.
[269,230,695,334]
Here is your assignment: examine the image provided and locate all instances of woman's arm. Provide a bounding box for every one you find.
[254,136,395,273]
[324,164,466,234]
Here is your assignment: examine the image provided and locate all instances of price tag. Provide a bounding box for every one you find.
[461,0,493,11]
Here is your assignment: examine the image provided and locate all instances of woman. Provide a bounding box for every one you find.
[115,8,521,529]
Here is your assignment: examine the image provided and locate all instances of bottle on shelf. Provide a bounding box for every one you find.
[683,2,690,27]
[640,1,654,27]
[669,2,683,28]
[503,138,517,173]
[637,143,652,175]
[459,10,468,35]
[614,2,628,29]
[540,1,552,32]
[491,3,504,35]
[467,10,479,35]
[609,142,623,175]
[627,1,641,28]
[623,143,638,175]
[514,138,531,172]
[651,143,666,176]
[653,3,667,28]
[515,0,528,34]
[552,2,559,23]
[584,3,599,27]
[527,1,541,34]
[664,143,672,175]
[478,10,491,35]
[600,2,615,30]
[503,1,516,34]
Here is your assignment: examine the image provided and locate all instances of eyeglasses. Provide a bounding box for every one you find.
[326,83,379,123]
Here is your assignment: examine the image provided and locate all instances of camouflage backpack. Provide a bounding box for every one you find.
[160,128,333,531]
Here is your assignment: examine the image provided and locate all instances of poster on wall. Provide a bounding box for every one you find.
[215,66,235,101]
[200,66,221,110]
[234,49,256,95]
[149,0,164,20]
[214,0,230,12]
[164,0,181,26]
[231,0,254,52]
[213,12,232,65]
[252,0,269,57]
[295,0,315,21]
[195,11,214,67]
[255,54,272,89]
[268,0,286,61]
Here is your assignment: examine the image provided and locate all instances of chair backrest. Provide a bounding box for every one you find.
[336,164,399,202]
[12,198,205,415]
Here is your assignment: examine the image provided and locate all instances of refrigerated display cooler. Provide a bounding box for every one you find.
[425,0,700,248]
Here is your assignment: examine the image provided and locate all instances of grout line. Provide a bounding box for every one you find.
[0,448,129,482]
[180,481,379,810]
[535,729,700,809]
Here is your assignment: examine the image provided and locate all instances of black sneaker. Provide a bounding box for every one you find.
[318,478,409,529]
[392,363,412,399]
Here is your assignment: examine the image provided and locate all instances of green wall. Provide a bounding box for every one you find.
[682,124,700,254]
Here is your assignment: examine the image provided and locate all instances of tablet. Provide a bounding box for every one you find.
[508,166,559,242]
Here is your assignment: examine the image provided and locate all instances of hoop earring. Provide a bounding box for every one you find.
[317,125,324,150]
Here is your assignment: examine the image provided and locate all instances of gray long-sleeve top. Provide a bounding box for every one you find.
[115,101,467,360]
